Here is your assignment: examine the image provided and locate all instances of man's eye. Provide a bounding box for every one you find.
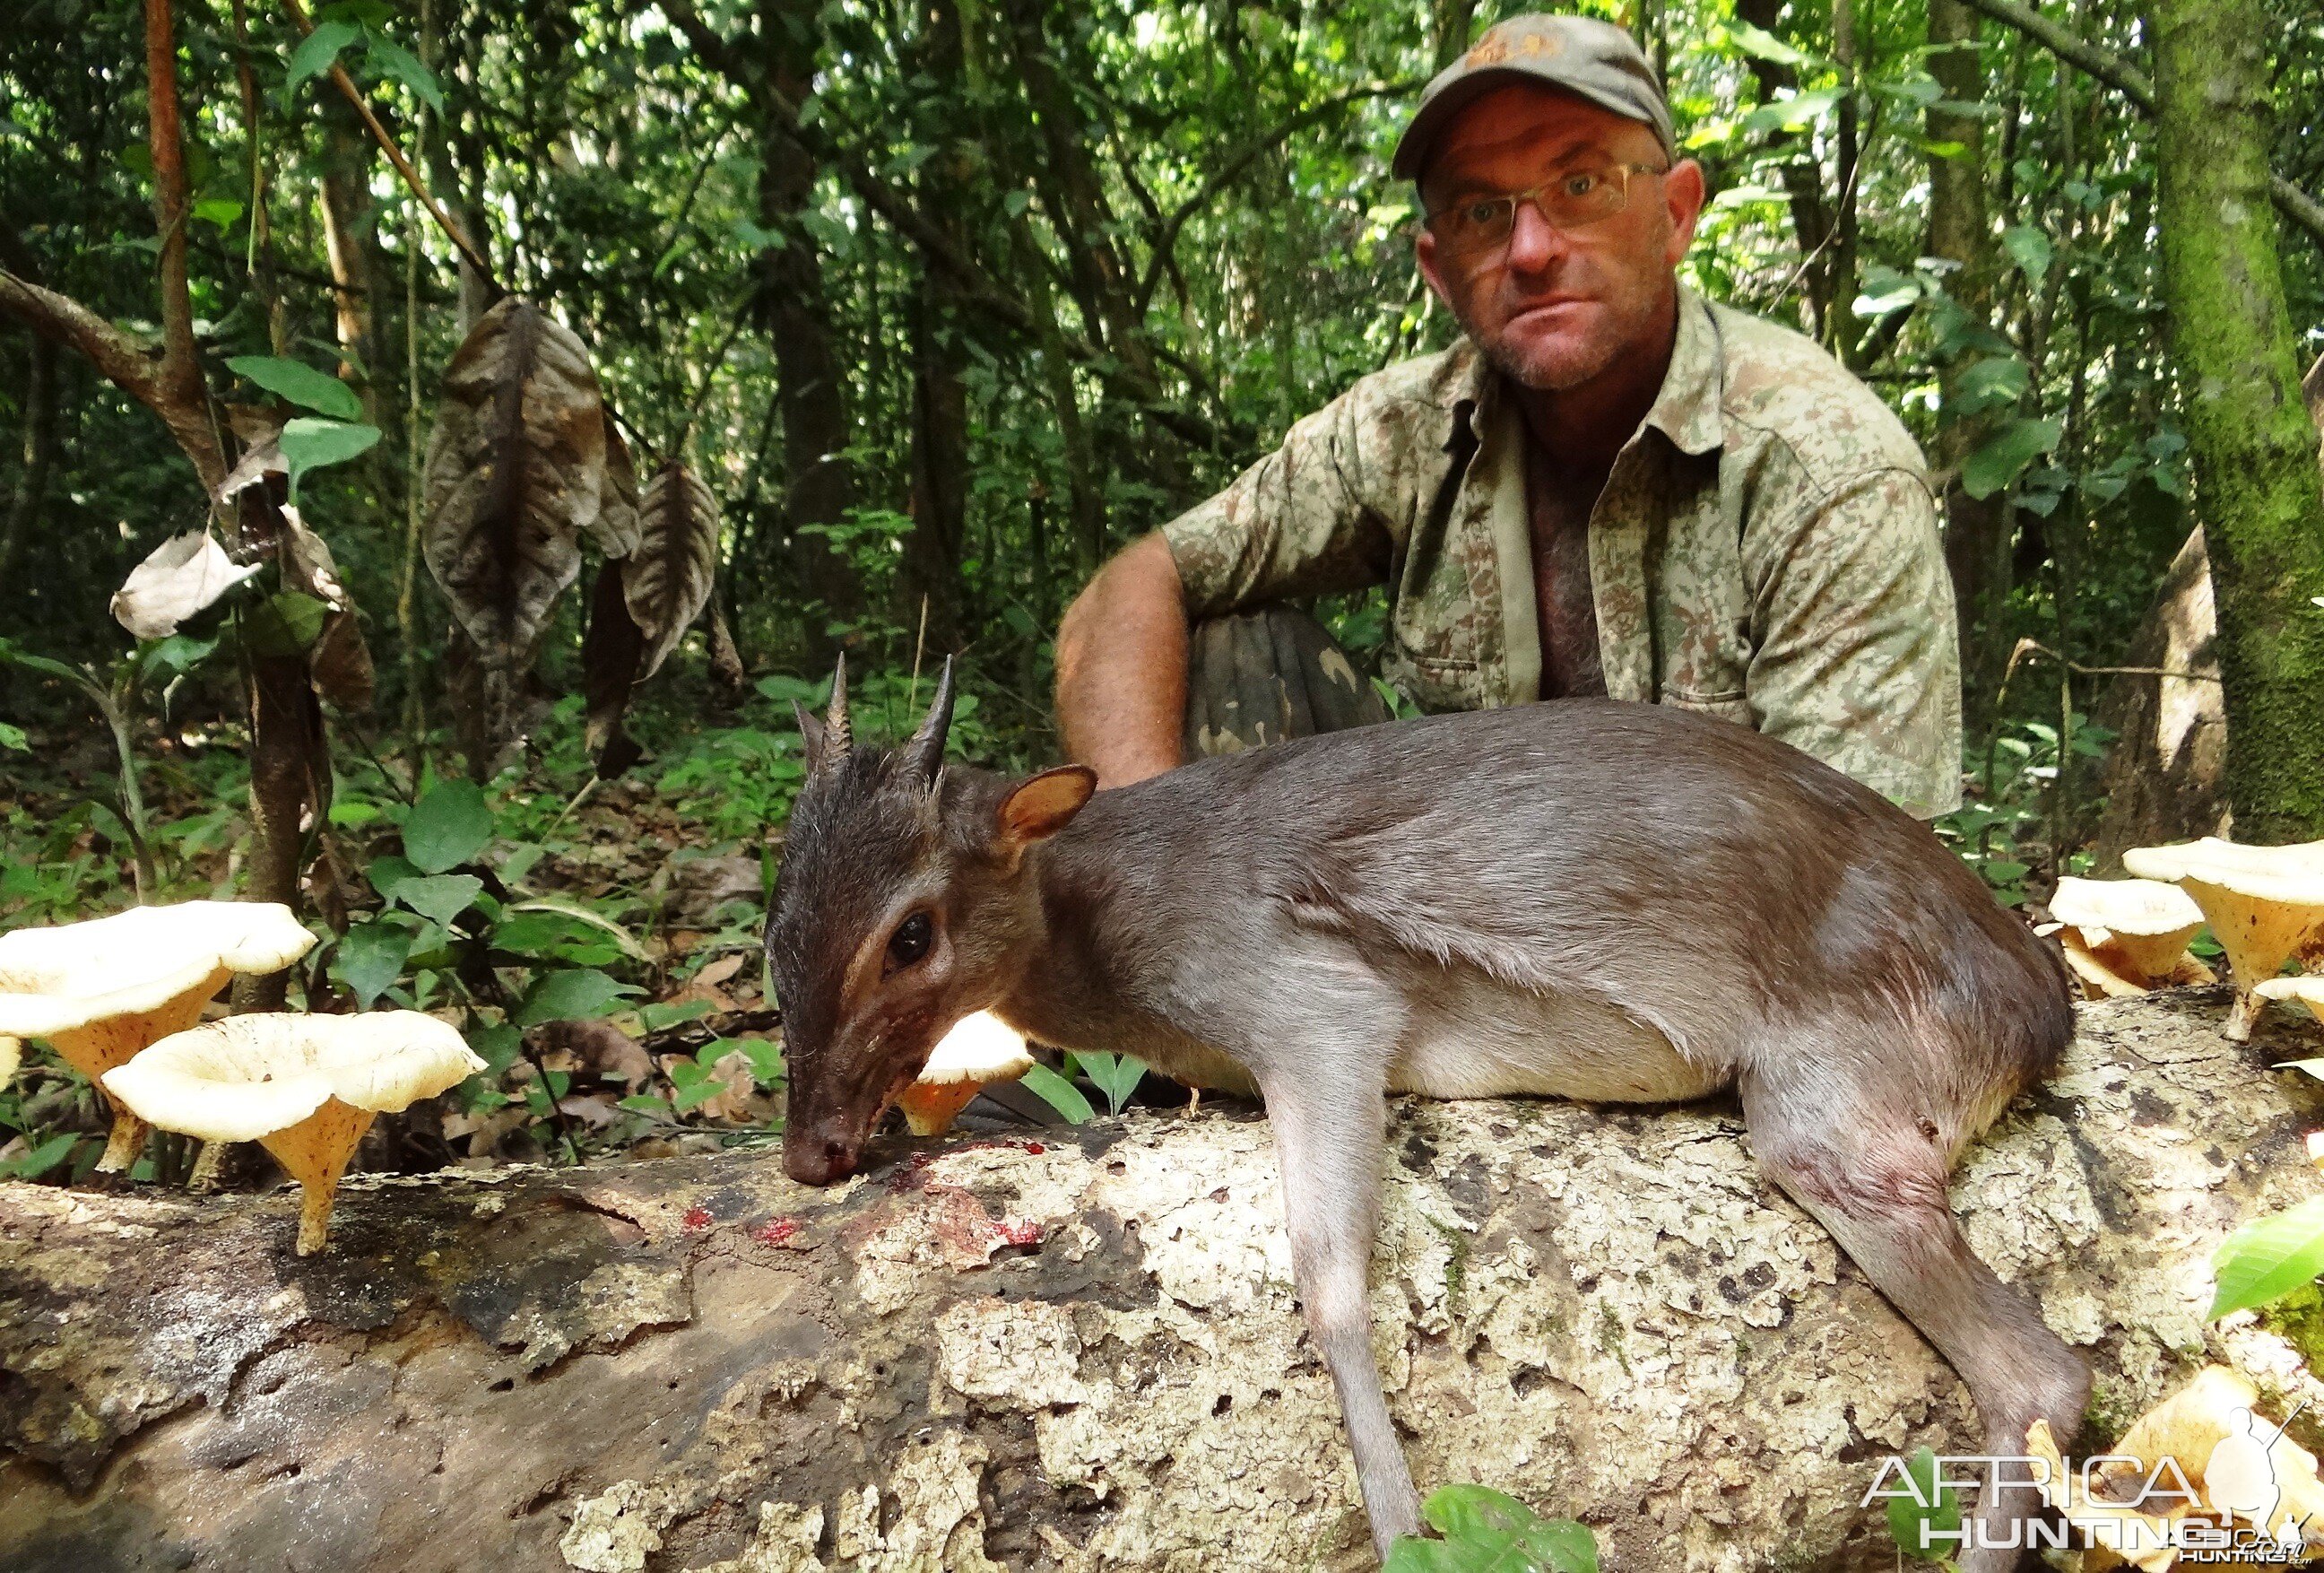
[1462,199,1503,227]
[887,912,934,970]
[1561,171,1602,198]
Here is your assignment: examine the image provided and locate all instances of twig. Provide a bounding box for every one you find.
[280,0,497,281]
[2000,637,2221,686]
[549,776,599,833]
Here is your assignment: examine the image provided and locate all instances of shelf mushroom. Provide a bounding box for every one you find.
[2256,976,2324,1028]
[2039,875,2215,998]
[2121,839,2324,1039]
[0,902,316,1170]
[103,1012,483,1254]
[899,1012,1034,1136]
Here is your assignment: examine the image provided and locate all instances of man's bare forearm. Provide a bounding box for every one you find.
[1055,534,1191,789]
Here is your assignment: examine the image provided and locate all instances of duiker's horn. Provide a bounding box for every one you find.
[823,652,854,763]
[901,657,956,787]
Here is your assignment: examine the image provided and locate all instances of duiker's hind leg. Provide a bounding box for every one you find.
[1739,1066,2088,1571]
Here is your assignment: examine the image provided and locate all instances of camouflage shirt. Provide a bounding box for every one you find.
[1159,286,1964,816]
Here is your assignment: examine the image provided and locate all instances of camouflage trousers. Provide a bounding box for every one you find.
[1181,606,1391,760]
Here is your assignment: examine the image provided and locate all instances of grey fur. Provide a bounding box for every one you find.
[767,696,2086,1568]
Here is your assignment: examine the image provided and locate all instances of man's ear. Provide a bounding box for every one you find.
[997,766,1097,854]
[1662,157,1706,265]
[1414,223,1455,313]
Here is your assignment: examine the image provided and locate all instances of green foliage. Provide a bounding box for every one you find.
[1065,1050,1149,1116]
[224,355,363,421]
[276,417,382,500]
[1884,1447,1963,1564]
[1382,1484,1597,1572]
[1019,1061,1097,1125]
[2212,1194,2324,1321]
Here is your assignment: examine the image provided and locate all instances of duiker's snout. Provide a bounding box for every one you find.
[784,1122,862,1186]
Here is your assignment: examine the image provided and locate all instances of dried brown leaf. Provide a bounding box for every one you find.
[420,297,607,674]
[625,463,720,679]
[110,533,264,639]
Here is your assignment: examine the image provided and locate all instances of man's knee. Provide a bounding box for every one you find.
[1183,607,1390,759]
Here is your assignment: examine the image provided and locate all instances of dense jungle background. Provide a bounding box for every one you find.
[2,0,2322,1180]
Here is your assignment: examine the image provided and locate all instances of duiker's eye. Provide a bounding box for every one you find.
[885,911,934,972]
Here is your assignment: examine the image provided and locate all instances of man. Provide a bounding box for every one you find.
[1054,13,1962,817]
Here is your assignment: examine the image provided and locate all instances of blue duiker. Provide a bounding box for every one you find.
[765,656,2087,1568]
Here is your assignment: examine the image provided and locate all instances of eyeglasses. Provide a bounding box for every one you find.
[1423,162,1669,256]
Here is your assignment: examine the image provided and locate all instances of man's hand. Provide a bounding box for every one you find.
[1055,534,1190,789]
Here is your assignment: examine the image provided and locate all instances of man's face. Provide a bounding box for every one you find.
[1414,83,1704,393]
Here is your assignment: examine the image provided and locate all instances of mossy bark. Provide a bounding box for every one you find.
[2150,0,2324,842]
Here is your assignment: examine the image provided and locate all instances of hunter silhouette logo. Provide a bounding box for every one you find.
[2205,1407,2305,1554]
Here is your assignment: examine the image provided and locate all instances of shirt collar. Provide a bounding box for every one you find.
[1438,283,1727,458]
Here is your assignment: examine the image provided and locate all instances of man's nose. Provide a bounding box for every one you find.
[1503,198,1570,277]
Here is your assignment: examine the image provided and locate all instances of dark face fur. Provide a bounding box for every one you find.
[765,659,1092,1186]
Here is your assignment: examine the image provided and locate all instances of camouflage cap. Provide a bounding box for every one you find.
[1392,14,1678,182]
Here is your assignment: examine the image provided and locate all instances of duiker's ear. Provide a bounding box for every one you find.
[997,766,1097,851]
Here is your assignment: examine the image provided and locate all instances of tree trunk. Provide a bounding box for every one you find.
[754,0,862,654]
[2150,0,2324,842]
[0,335,56,590]
[6,991,2323,1571]
[1924,0,2016,726]
[318,102,381,409]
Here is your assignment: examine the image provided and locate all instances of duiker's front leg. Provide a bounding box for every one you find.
[1259,1065,1423,1560]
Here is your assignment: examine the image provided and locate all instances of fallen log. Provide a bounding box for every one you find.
[4,989,2324,1571]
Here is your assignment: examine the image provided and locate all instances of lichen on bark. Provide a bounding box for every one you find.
[4,990,2324,1571]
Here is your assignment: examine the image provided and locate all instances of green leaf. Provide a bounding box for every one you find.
[2210,1195,2324,1320]
[334,919,412,1008]
[193,196,245,230]
[1850,265,1922,320]
[391,873,484,927]
[1383,1483,1598,1572]
[516,968,644,1028]
[1070,1050,1148,1115]
[362,37,445,115]
[244,591,330,657]
[1726,19,1817,67]
[285,21,361,94]
[1019,1061,1096,1124]
[0,723,25,752]
[1951,356,2030,416]
[1961,417,2062,500]
[1885,1446,1961,1560]
[369,853,423,902]
[277,418,381,500]
[502,897,648,960]
[141,632,219,682]
[739,1039,784,1087]
[2000,223,2052,285]
[0,1132,84,1180]
[403,780,493,873]
[469,1023,524,1077]
[638,998,715,1032]
[225,355,362,421]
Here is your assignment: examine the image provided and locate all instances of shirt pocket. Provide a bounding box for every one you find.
[1658,682,1754,729]
[1385,651,1488,715]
